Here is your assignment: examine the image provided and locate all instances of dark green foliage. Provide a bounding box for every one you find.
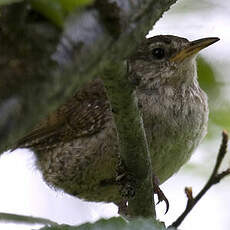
[41,217,170,230]
[30,0,93,26]
[197,56,220,98]
[0,0,94,26]
[197,56,230,135]
[0,0,22,5]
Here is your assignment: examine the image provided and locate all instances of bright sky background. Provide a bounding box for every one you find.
[1,0,230,230]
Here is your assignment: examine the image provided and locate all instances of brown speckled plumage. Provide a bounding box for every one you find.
[17,79,121,202]
[15,35,219,204]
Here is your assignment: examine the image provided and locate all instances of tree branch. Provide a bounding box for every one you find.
[0,0,178,220]
[170,131,230,228]
[0,212,57,226]
[0,0,177,153]
[100,61,155,218]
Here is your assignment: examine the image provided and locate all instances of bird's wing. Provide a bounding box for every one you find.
[14,79,111,150]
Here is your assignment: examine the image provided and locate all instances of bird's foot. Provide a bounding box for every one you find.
[115,171,134,219]
[116,160,136,198]
[116,162,169,214]
[152,174,169,214]
[115,199,128,217]
[116,172,136,198]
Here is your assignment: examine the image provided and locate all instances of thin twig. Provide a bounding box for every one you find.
[0,212,58,226]
[170,131,230,228]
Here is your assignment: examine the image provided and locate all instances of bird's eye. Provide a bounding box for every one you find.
[152,48,165,59]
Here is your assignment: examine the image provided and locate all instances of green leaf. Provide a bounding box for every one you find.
[58,0,94,12]
[197,56,220,99]
[197,56,230,136]
[30,0,93,27]
[0,212,57,226]
[0,0,22,5]
[30,0,65,27]
[0,0,93,25]
[210,106,230,130]
[40,217,169,230]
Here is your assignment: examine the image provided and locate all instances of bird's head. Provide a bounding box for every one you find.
[128,35,219,90]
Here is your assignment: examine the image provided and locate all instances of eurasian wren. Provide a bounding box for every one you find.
[15,35,219,206]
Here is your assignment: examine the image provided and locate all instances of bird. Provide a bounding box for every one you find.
[14,35,219,213]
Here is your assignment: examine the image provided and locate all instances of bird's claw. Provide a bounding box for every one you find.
[154,185,169,214]
[153,175,169,214]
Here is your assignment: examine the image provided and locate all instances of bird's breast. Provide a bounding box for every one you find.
[137,85,208,183]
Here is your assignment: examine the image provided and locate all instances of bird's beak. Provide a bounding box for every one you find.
[170,37,220,63]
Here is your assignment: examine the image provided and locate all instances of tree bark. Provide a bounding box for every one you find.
[0,0,177,152]
[0,0,178,218]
